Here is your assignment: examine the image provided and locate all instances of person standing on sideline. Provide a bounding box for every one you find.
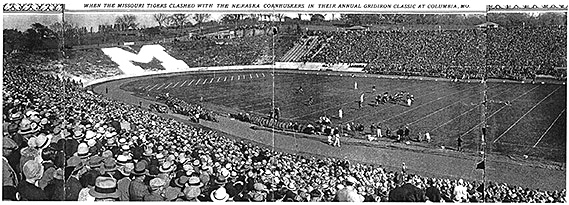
[333,133,341,147]
[376,123,382,138]
[425,132,431,143]
[354,82,358,90]
[359,93,365,108]
[338,108,343,119]
[457,136,463,152]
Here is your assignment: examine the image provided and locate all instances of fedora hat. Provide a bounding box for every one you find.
[186,176,203,187]
[174,176,189,188]
[35,134,51,149]
[214,175,227,185]
[89,176,120,199]
[184,186,201,199]
[76,143,90,159]
[210,187,229,202]
[101,158,117,173]
[159,161,176,173]
[133,161,148,176]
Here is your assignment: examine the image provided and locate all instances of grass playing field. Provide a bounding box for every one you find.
[121,70,566,163]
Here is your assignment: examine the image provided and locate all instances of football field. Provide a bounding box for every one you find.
[121,70,566,163]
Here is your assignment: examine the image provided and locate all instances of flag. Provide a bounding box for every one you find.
[476,183,484,193]
[476,160,485,169]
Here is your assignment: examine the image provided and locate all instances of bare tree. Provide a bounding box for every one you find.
[274,14,285,22]
[115,14,138,30]
[169,14,191,28]
[193,14,211,25]
[153,13,170,28]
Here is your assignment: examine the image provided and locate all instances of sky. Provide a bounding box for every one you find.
[3,13,333,32]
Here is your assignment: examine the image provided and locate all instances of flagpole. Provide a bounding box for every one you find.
[480,30,488,203]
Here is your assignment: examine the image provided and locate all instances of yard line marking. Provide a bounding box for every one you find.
[454,85,541,138]
[195,79,201,85]
[430,85,531,132]
[262,73,265,77]
[379,89,466,123]
[147,84,160,91]
[493,86,561,143]
[208,75,339,105]
[202,79,208,84]
[164,82,174,89]
[142,85,153,90]
[188,79,195,86]
[155,83,167,90]
[231,76,234,81]
[256,73,259,78]
[224,77,227,81]
[171,81,180,88]
[217,77,221,82]
[238,76,240,80]
[250,74,253,79]
[180,80,188,87]
[532,108,565,148]
[407,84,504,125]
[209,78,214,83]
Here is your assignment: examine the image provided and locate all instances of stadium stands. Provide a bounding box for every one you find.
[2,53,565,202]
[299,27,566,81]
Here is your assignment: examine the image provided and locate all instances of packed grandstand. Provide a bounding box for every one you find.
[2,13,567,202]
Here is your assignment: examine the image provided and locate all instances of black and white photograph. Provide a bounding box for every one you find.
[1,1,567,202]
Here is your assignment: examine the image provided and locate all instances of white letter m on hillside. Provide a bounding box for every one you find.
[101,45,189,75]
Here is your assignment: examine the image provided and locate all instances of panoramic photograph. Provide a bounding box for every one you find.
[2,3,567,203]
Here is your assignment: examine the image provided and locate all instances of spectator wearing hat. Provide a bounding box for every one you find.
[87,155,103,171]
[211,187,230,202]
[453,179,468,202]
[100,158,119,177]
[116,162,133,201]
[334,176,364,202]
[283,182,299,202]
[425,178,442,202]
[144,178,166,201]
[129,161,150,201]
[38,147,57,189]
[64,156,83,201]
[309,189,323,202]
[44,168,65,200]
[78,170,98,201]
[90,176,121,201]
[164,176,188,201]
[75,143,90,161]
[157,161,176,187]
[17,160,48,200]
[3,137,19,200]
[248,183,268,202]
[19,137,41,173]
[181,186,201,202]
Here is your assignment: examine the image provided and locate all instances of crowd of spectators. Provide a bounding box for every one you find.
[2,58,566,202]
[305,26,566,81]
[487,26,567,80]
[156,94,217,123]
[163,35,273,68]
[310,29,486,79]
